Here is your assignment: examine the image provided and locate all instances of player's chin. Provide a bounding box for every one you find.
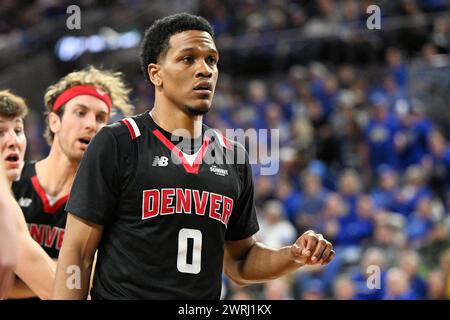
[185,102,211,116]
[6,168,20,182]
[70,150,85,162]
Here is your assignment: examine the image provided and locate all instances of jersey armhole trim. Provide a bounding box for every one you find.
[121,118,141,140]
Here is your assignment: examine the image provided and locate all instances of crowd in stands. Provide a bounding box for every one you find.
[1,0,450,299]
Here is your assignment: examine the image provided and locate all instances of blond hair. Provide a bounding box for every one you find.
[43,65,133,144]
[0,89,29,119]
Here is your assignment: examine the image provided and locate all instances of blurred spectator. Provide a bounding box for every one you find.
[264,278,294,300]
[426,269,447,299]
[294,170,327,232]
[398,250,428,298]
[294,263,329,300]
[431,15,450,54]
[331,89,364,168]
[301,278,326,300]
[394,99,433,170]
[371,165,400,211]
[384,267,420,300]
[257,200,297,249]
[337,169,362,221]
[228,288,257,300]
[406,196,436,248]
[438,249,450,298]
[274,178,301,222]
[364,212,406,267]
[423,129,450,202]
[350,248,387,300]
[340,195,375,246]
[362,95,399,175]
[385,47,408,89]
[333,275,357,300]
[392,165,432,217]
[254,175,275,208]
[313,193,347,244]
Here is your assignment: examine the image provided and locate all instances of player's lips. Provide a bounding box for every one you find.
[78,136,92,145]
[193,82,213,94]
[78,136,92,150]
[4,152,21,168]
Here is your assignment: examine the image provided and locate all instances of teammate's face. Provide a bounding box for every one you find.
[52,95,109,162]
[0,115,26,182]
[155,30,219,115]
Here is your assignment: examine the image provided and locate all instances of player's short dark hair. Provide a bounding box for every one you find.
[139,13,215,84]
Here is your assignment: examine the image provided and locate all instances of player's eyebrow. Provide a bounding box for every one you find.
[74,103,89,109]
[178,47,218,55]
[74,103,108,116]
[0,119,22,124]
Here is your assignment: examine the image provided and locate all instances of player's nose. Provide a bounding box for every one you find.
[195,60,213,79]
[5,130,20,148]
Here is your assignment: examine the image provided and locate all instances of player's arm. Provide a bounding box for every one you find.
[0,164,17,298]
[10,202,56,300]
[224,230,335,286]
[53,213,103,300]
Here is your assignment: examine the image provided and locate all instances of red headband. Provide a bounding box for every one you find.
[53,85,112,112]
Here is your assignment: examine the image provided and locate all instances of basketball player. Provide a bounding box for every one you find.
[54,13,335,299]
[0,90,55,299]
[11,67,132,297]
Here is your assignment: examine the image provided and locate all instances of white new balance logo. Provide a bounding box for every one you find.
[19,197,32,207]
[152,156,169,167]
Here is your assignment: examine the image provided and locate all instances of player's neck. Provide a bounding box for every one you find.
[35,146,78,197]
[150,104,203,139]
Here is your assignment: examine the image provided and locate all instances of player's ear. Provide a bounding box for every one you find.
[148,63,162,87]
[48,111,61,134]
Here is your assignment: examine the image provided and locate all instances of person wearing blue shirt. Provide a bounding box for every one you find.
[394,100,433,170]
[425,129,450,202]
[363,95,400,172]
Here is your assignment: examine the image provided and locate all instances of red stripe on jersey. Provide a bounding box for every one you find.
[152,129,210,174]
[216,131,232,150]
[122,118,136,140]
[31,176,69,214]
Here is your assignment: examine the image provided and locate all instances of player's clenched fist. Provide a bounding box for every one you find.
[290,230,335,266]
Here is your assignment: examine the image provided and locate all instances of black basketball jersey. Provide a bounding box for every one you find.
[12,161,68,259]
[65,111,259,300]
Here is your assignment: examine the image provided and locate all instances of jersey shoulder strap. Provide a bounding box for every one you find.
[18,160,37,180]
[108,114,147,191]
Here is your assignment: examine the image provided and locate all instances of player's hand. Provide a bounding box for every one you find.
[290,230,335,266]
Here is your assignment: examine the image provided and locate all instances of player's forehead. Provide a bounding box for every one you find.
[167,30,217,56]
[64,95,109,114]
[0,115,23,126]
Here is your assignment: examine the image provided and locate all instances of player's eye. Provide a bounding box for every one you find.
[206,56,217,65]
[14,127,23,135]
[96,115,107,124]
[182,56,194,64]
[75,110,86,117]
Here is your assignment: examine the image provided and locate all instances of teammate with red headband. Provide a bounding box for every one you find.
[10,66,132,298]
